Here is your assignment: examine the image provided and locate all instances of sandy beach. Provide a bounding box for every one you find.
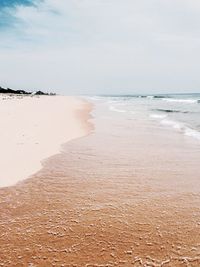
[0,95,91,187]
[0,96,200,266]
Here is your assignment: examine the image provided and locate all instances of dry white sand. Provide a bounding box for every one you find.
[0,94,89,187]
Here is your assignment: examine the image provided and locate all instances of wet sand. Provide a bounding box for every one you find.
[0,100,200,266]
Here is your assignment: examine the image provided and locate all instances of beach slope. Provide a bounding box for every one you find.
[0,95,91,187]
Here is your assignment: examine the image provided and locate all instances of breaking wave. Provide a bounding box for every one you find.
[160,119,200,141]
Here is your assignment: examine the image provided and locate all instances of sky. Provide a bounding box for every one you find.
[0,0,200,95]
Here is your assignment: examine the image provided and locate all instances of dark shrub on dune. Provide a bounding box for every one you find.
[0,86,55,96]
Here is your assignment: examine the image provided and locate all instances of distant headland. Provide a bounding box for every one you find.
[0,86,56,95]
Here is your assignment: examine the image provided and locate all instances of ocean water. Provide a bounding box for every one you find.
[88,93,200,141]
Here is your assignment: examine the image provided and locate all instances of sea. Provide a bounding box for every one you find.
[87,93,200,142]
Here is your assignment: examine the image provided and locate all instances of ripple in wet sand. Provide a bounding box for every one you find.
[1,103,200,267]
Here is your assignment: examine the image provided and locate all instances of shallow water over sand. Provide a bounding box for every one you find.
[0,100,200,266]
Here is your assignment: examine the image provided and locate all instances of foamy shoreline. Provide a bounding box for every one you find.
[0,94,92,187]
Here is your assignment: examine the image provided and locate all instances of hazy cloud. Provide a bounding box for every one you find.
[0,0,200,94]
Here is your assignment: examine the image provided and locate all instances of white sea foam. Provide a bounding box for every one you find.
[184,127,200,140]
[107,100,118,104]
[109,105,127,113]
[150,114,167,119]
[160,118,200,141]
[161,119,184,132]
[162,98,199,104]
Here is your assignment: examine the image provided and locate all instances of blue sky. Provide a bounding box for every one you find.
[0,0,32,27]
[0,0,32,7]
[0,0,200,94]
